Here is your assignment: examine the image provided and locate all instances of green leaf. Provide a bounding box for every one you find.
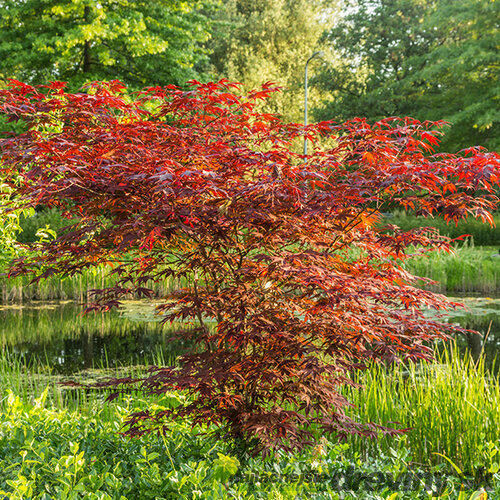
[212,453,240,483]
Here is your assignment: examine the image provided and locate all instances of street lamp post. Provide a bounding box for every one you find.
[304,51,324,155]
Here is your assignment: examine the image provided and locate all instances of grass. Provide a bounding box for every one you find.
[0,268,178,303]
[0,349,179,416]
[342,344,499,474]
[1,388,496,499]
[2,207,499,301]
[381,211,500,247]
[2,207,497,301]
[1,244,499,302]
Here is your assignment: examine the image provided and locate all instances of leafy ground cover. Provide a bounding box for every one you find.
[0,388,496,500]
[1,347,498,499]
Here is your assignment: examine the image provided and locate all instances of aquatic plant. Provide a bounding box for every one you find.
[343,344,500,474]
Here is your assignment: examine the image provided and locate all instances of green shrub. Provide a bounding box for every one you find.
[17,208,79,244]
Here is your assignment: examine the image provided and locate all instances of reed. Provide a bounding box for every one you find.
[0,266,182,303]
[0,352,50,405]
[343,343,499,473]
[0,348,176,418]
[2,341,497,474]
[2,244,498,301]
[405,244,500,294]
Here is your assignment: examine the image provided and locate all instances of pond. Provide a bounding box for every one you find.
[0,301,193,375]
[1,298,499,375]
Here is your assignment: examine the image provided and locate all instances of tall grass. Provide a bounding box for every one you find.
[1,266,111,303]
[381,210,500,246]
[3,207,498,300]
[0,348,176,417]
[0,353,52,406]
[2,343,498,475]
[404,244,500,294]
[343,344,499,473]
[0,267,181,303]
[2,245,498,301]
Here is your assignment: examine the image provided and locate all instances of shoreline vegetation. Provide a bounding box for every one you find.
[0,210,497,303]
[1,344,497,473]
[1,243,498,303]
[1,209,499,497]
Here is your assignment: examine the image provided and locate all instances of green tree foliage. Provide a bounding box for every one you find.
[0,178,34,269]
[0,0,216,88]
[316,0,499,151]
[207,0,334,122]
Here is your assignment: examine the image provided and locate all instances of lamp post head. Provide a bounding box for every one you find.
[308,51,324,63]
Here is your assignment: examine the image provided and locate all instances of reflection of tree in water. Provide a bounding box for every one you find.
[0,302,194,374]
[447,314,498,372]
[84,327,93,369]
[465,331,483,357]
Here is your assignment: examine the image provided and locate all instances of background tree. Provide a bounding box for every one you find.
[1,80,498,453]
[206,0,335,122]
[0,177,30,269]
[0,0,217,88]
[316,0,499,151]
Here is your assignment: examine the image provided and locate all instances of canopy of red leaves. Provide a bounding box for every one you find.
[1,79,499,454]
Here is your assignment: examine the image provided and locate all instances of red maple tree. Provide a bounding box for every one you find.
[1,79,498,453]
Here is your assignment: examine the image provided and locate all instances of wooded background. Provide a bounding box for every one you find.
[0,0,498,151]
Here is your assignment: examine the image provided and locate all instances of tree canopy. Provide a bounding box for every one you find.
[316,0,499,151]
[0,0,497,152]
[207,0,333,122]
[0,0,216,88]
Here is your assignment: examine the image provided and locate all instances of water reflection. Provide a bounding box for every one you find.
[0,298,498,374]
[439,297,500,371]
[0,301,194,374]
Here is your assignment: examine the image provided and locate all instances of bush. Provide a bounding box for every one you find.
[17,207,79,244]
